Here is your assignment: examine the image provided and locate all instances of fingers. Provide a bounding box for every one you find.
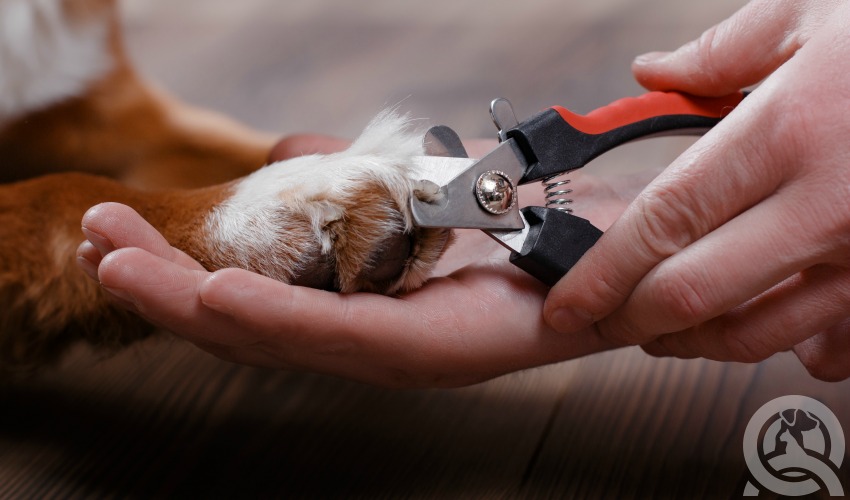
[197,268,523,383]
[642,264,850,364]
[76,240,101,281]
[80,202,204,271]
[87,225,616,387]
[96,247,284,360]
[632,0,822,95]
[96,248,387,381]
[198,268,435,384]
[199,267,416,351]
[543,92,783,338]
[794,320,850,382]
[199,266,617,387]
[596,183,831,342]
[98,254,464,386]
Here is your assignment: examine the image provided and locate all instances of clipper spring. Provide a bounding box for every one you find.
[542,173,574,213]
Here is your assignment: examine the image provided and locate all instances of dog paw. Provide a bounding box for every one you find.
[202,110,452,294]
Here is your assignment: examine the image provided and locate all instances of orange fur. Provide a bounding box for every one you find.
[0,0,451,370]
[0,174,152,369]
[0,57,274,189]
[0,0,275,368]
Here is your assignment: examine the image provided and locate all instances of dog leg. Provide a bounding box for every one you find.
[0,0,275,189]
[0,111,451,369]
[0,173,152,369]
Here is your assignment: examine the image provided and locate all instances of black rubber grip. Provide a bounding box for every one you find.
[508,206,603,286]
[508,108,721,183]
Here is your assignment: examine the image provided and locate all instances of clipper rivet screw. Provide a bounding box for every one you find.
[475,170,516,215]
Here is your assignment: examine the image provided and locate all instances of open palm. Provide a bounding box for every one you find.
[78,138,651,387]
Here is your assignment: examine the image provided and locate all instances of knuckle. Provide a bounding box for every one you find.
[646,333,697,359]
[797,343,850,382]
[691,25,727,88]
[766,94,812,157]
[688,21,751,94]
[575,267,632,318]
[595,317,647,346]
[721,330,772,363]
[649,268,713,327]
[634,184,703,261]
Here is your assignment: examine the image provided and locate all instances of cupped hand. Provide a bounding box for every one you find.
[75,135,642,388]
[543,0,850,380]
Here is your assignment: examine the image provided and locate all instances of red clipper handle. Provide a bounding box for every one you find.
[500,91,745,286]
[508,91,746,183]
[552,90,744,135]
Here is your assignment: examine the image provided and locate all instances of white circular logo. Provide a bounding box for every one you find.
[743,395,844,496]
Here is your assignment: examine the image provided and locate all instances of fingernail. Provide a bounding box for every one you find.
[81,226,115,256]
[201,296,235,317]
[548,307,593,334]
[199,273,237,316]
[76,255,99,282]
[102,286,136,306]
[633,51,671,66]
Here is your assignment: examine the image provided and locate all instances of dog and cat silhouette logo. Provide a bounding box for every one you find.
[744,395,845,496]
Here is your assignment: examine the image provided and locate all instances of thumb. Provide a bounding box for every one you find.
[632,0,804,96]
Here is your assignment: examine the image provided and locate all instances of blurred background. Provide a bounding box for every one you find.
[121,0,743,159]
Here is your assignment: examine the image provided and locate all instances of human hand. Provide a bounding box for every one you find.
[76,135,644,387]
[543,0,850,380]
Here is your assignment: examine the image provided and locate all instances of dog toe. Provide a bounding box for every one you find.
[202,110,453,294]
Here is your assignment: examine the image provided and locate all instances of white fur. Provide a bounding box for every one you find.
[0,0,113,121]
[205,110,426,282]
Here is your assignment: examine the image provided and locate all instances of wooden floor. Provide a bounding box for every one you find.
[4,0,850,497]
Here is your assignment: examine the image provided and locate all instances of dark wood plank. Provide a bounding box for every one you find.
[0,340,580,498]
